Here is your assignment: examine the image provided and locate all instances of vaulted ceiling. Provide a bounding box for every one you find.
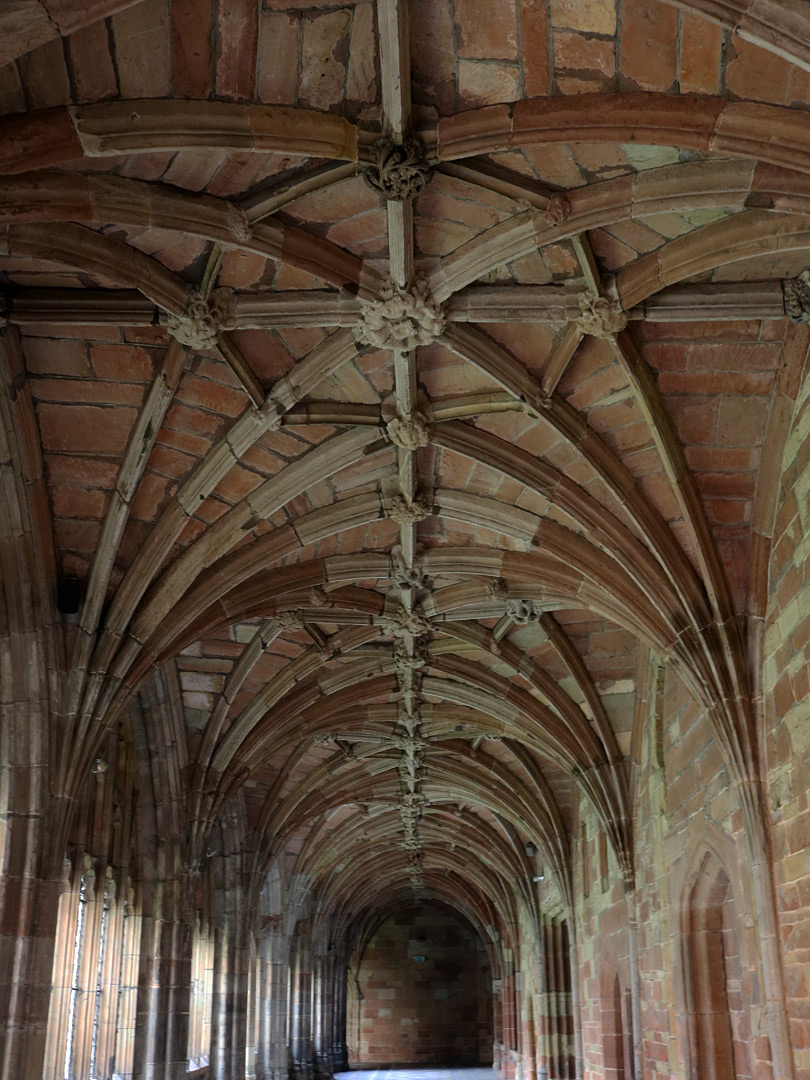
[2,0,809,935]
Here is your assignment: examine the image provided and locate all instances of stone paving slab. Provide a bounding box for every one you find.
[336,1068,499,1080]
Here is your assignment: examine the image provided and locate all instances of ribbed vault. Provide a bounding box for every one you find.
[1,1,809,1078]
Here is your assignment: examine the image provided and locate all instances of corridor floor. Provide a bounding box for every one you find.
[335,1069,499,1080]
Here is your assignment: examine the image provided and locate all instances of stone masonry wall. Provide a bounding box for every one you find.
[764,370,810,1080]
[575,654,770,1080]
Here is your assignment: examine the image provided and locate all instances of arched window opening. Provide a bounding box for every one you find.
[52,858,127,1080]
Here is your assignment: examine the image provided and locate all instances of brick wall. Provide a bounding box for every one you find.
[349,903,492,1066]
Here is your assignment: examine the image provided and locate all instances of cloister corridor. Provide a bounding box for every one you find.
[4,0,810,1079]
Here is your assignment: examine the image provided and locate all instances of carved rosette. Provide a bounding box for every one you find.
[386,410,432,449]
[392,733,428,753]
[355,275,445,351]
[575,293,627,338]
[362,136,434,201]
[399,758,425,787]
[380,604,431,639]
[274,609,306,630]
[391,547,428,590]
[544,192,572,225]
[397,707,421,736]
[394,637,430,672]
[389,495,430,525]
[165,287,235,350]
[784,269,810,323]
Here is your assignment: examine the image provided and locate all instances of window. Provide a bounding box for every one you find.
[63,867,89,1080]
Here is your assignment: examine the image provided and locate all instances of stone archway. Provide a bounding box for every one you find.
[348,902,493,1067]
[683,850,748,1080]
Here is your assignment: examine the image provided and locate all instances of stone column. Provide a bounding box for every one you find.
[246,934,258,1080]
[327,949,349,1074]
[502,957,516,1080]
[209,866,249,1080]
[536,921,548,1080]
[546,923,558,1080]
[114,881,142,1080]
[313,949,334,1078]
[41,857,76,1080]
[554,920,567,1078]
[289,940,302,1077]
[566,919,583,1080]
[96,870,126,1079]
[292,930,314,1080]
[0,703,65,1080]
[0,323,62,1080]
[0,866,62,1080]
[131,868,194,1080]
[492,977,503,1074]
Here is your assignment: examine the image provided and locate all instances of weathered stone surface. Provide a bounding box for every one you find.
[1,6,809,1080]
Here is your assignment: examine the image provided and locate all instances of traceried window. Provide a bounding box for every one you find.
[47,858,136,1080]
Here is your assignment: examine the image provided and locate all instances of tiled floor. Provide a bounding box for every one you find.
[336,1069,498,1080]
